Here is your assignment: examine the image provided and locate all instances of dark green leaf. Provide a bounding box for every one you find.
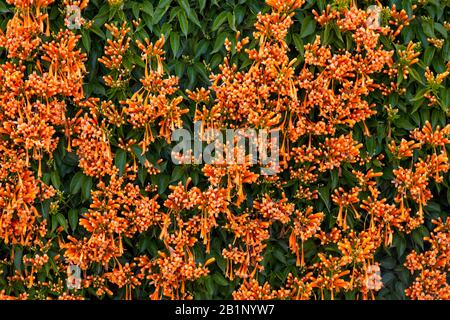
[68,209,78,232]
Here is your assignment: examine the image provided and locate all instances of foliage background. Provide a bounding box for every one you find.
[0,0,449,300]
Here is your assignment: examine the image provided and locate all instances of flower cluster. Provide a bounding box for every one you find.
[405,218,450,300]
[62,169,160,270]
[0,0,85,247]
[0,0,449,301]
[99,27,188,152]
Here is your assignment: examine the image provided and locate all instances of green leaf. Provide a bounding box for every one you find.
[435,23,448,39]
[178,0,201,28]
[140,0,153,14]
[234,6,246,25]
[153,1,172,25]
[394,118,415,130]
[408,67,424,85]
[138,166,147,186]
[178,11,189,37]
[199,0,206,12]
[158,0,173,9]
[323,22,333,45]
[292,33,304,54]
[81,29,91,53]
[13,246,23,272]
[56,213,68,232]
[50,171,61,189]
[273,249,287,263]
[194,40,209,59]
[170,31,181,57]
[178,0,190,14]
[133,2,144,19]
[431,109,444,128]
[318,185,330,212]
[160,23,173,39]
[194,62,209,82]
[300,16,316,38]
[411,228,424,249]
[212,273,228,286]
[441,88,450,107]
[131,145,146,165]
[173,61,186,78]
[88,25,105,39]
[205,276,215,297]
[424,46,435,66]
[68,209,78,232]
[422,19,435,38]
[212,11,228,31]
[227,12,236,31]
[212,32,229,53]
[0,1,10,13]
[382,272,396,285]
[157,174,170,194]
[171,166,185,182]
[81,175,93,202]
[70,172,85,194]
[393,234,406,257]
[380,256,396,270]
[115,149,127,176]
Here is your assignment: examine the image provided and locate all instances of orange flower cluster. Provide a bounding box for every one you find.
[222,209,273,279]
[289,207,324,266]
[232,278,289,300]
[0,0,85,247]
[62,169,160,269]
[161,179,228,251]
[1,0,54,60]
[132,179,225,299]
[104,263,141,300]
[392,121,450,232]
[99,25,188,153]
[202,9,294,130]
[187,1,404,300]
[185,1,446,300]
[99,23,131,71]
[72,112,114,178]
[405,218,450,299]
[136,246,211,300]
[199,138,262,206]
